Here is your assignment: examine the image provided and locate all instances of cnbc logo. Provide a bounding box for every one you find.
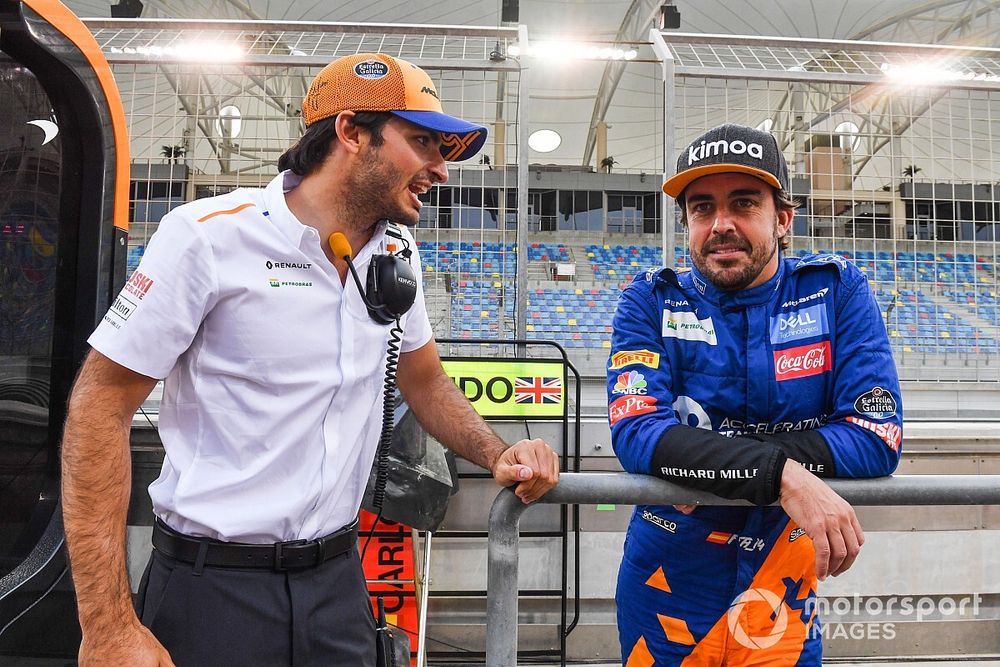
[613,370,648,395]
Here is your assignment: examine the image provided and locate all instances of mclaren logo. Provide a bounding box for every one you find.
[420,85,439,100]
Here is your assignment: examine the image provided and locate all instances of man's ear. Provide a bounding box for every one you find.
[334,111,363,155]
[776,205,794,240]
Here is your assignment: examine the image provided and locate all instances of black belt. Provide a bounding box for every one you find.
[152,517,359,572]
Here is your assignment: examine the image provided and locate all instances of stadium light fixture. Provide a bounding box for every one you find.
[508,41,638,62]
[110,40,244,62]
[528,129,561,153]
[880,61,1000,85]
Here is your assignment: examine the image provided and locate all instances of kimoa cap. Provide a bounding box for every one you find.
[662,123,789,198]
[302,52,488,162]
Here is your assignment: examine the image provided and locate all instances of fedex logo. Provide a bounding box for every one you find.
[124,271,154,300]
[609,395,657,425]
[773,341,831,381]
[770,304,828,344]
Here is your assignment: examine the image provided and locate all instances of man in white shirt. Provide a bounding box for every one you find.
[62,53,559,666]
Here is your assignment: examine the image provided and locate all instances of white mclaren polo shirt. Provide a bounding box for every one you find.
[89,171,432,542]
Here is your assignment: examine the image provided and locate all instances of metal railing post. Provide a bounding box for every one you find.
[485,488,531,667]
[485,472,1000,667]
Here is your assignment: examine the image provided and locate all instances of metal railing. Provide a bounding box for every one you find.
[485,472,1000,667]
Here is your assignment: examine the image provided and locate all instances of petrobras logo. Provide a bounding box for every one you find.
[769,304,829,345]
[854,386,897,420]
[609,349,660,370]
[773,341,831,381]
[847,415,902,452]
[354,60,390,80]
[688,138,763,165]
[663,310,717,345]
[781,287,828,309]
[609,395,657,425]
[612,370,648,395]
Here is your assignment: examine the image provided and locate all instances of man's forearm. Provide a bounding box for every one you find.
[62,392,138,637]
[403,369,507,472]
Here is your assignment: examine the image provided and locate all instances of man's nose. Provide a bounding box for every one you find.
[712,206,737,234]
[430,154,448,184]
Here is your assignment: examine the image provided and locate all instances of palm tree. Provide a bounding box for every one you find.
[902,164,922,181]
[600,156,616,173]
[161,144,186,164]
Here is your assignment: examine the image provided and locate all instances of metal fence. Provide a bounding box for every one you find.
[485,472,1000,667]
[84,18,530,341]
[652,31,1000,380]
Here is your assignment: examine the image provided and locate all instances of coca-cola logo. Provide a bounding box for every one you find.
[773,341,831,381]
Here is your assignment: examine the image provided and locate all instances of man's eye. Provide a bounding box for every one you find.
[735,198,755,208]
[416,136,430,146]
[692,203,712,214]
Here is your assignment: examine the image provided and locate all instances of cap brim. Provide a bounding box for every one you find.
[662,164,782,198]
[391,110,488,162]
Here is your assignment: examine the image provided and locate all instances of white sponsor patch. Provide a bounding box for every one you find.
[662,310,717,345]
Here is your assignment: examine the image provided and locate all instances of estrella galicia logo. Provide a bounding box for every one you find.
[854,387,897,420]
[354,60,389,80]
[769,304,828,345]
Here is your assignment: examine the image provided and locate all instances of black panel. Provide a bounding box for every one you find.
[0,56,63,580]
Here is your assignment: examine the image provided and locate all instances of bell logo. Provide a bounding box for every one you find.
[688,139,763,165]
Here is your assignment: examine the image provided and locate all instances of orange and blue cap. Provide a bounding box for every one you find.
[303,53,488,162]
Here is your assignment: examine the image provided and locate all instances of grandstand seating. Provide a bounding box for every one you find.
[127,234,999,355]
[448,281,621,349]
[442,245,999,354]
[878,288,998,354]
[580,244,996,287]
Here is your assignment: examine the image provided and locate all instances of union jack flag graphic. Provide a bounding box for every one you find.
[514,376,562,404]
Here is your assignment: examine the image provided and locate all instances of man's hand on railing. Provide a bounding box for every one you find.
[490,438,560,504]
[778,459,865,581]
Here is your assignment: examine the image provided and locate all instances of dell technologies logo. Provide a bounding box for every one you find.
[688,139,763,165]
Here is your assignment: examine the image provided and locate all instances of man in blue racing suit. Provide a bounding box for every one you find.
[608,124,902,666]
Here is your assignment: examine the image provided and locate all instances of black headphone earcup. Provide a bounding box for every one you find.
[365,255,417,325]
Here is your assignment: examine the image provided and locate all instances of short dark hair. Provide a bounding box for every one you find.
[677,187,799,251]
[278,111,392,176]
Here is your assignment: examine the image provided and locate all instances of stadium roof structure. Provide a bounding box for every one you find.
[64,0,1000,173]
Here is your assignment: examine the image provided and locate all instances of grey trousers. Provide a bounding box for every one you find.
[136,545,376,667]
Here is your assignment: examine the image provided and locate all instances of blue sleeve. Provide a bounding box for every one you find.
[607,278,679,475]
[816,272,903,477]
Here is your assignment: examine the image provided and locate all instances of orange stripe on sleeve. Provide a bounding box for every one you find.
[197,202,256,223]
